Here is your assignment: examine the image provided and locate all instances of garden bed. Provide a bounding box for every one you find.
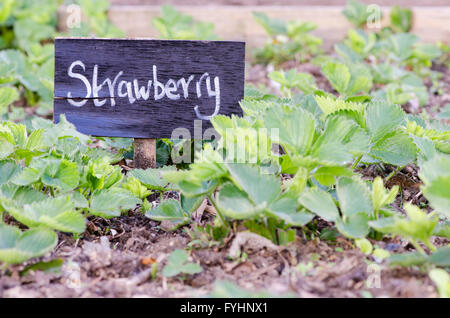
[0,209,445,298]
[1,0,449,299]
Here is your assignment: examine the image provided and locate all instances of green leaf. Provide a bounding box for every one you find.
[387,33,418,61]
[336,212,370,239]
[388,251,427,267]
[434,222,450,239]
[428,246,450,267]
[299,188,339,222]
[322,61,350,95]
[0,134,14,160]
[25,129,44,151]
[11,167,41,186]
[429,269,450,298]
[41,159,79,191]
[217,183,264,220]
[144,199,190,229]
[314,95,365,121]
[365,101,405,143]
[419,155,450,218]
[253,12,286,35]
[269,69,317,94]
[122,177,152,199]
[2,196,85,234]
[310,116,370,165]
[180,262,203,275]
[371,176,399,212]
[264,106,315,155]
[369,203,438,246]
[0,86,19,113]
[313,166,353,186]
[268,195,314,226]
[89,188,141,218]
[162,249,202,277]
[0,160,20,185]
[355,238,373,254]
[128,167,173,191]
[21,258,64,276]
[0,224,57,265]
[337,176,373,217]
[0,184,47,206]
[227,164,281,206]
[369,130,417,166]
[342,0,370,27]
[390,6,412,33]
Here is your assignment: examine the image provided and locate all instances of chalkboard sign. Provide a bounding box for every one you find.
[53,38,245,138]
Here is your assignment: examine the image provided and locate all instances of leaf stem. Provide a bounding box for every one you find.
[411,239,426,255]
[351,155,363,169]
[424,239,437,253]
[385,166,403,182]
[207,194,229,229]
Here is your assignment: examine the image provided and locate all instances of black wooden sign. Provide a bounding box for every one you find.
[53,38,245,138]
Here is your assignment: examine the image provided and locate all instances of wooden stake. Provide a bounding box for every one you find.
[133,138,156,169]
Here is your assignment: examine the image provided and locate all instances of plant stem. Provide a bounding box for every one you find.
[411,239,426,255]
[385,166,403,182]
[352,155,363,169]
[424,239,437,253]
[207,194,229,229]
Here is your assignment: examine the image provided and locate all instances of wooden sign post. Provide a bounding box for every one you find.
[53,38,245,168]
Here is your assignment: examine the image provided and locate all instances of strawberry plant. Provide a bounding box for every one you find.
[162,249,202,278]
[0,0,448,299]
[152,5,218,41]
[0,115,146,264]
[252,12,322,66]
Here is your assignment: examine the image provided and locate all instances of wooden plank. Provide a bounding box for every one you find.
[53,38,245,138]
[58,6,450,51]
[108,0,450,6]
[134,138,156,169]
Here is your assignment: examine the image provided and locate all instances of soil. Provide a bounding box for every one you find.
[0,209,442,298]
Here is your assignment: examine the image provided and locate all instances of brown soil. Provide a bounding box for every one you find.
[0,209,441,298]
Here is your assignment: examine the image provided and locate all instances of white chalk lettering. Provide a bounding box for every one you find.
[66,61,221,120]
[133,79,152,101]
[67,60,92,107]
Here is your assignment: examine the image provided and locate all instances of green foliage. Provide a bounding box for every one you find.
[419,154,450,218]
[0,195,85,234]
[390,6,413,33]
[162,249,202,278]
[269,69,317,97]
[355,238,373,255]
[370,203,439,253]
[342,0,371,28]
[0,224,57,265]
[429,268,450,298]
[72,0,124,38]
[321,61,372,96]
[152,5,217,40]
[336,2,441,107]
[0,0,124,118]
[253,12,322,65]
[144,199,191,231]
[388,246,450,268]
[89,188,141,218]
[0,115,143,265]
[121,177,152,199]
[0,0,59,115]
